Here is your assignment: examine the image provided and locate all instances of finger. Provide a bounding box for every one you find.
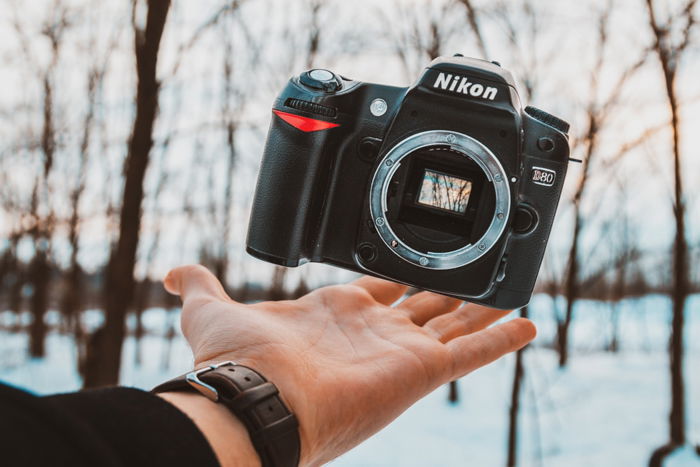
[397,291,462,325]
[164,264,234,304]
[351,275,408,305]
[446,318,536,379]
[424,303,511,343]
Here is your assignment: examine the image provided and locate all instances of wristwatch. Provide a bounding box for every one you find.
[152,361,300,467]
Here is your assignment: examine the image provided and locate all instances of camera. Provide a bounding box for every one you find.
[246,56,571,309]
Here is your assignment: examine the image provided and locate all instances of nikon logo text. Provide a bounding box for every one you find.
[433,72,498,100]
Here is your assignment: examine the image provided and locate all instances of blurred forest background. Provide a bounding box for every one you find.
[1,0,699,465]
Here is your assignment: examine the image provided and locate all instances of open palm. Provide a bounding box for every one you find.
[164,265,535,466]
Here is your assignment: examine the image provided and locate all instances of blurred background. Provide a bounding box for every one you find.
[0,0,699,465]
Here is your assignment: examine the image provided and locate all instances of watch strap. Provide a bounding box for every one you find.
[152,362,300,467]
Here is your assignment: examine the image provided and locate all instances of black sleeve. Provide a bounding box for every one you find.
[0,381,220,467]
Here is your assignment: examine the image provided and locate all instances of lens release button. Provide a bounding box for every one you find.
[513,206,537,234]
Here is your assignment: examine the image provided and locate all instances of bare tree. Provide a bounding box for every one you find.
[1,229,26,322]
[456,0,489,59]
[489,0,547,100]
[506,306,528,467]
[382,0,462,80]
[132,160,169,366]
[60,25,115,357]
[645,0,698,463]
[605,178,642,353]
[10,1,72,358]
[212,4,250,289]
[0,232,21,303]
[304,0,323,69]
[495,3,546,462]
[83,0,171,388]
[556,4,648,367]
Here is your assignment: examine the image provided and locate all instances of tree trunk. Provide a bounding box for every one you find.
[1,235,23,319]
[60,263,82,330]
[506,307,528,467]
[665,69,687,452]
[650,69,688,463]
[557,102,602,367]
[292,277,310,299]
[62,178,86,338]
[608,226,629,353]
[83,0,171,388]
[28,249,50,358]
[608,303,621,353]
[268,266,288,301]
[216,21,238,290]
[8,257,24,319]
[27,21,63,359]
[160,309,177,371]
[557,108,599,368]
[0,239,16,292]
[61,62,100,340]
[645,1,691,460]
[132,279,150,367]
[448,380,459,404]
[558,212,580,367]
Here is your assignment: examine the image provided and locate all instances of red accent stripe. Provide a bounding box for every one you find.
[272,109,340,132]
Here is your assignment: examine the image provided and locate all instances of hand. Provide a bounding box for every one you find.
[162,265,535,466]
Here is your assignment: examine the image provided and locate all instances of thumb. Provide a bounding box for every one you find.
[164,264,234,304]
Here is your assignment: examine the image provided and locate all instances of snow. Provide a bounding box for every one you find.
[1,295,699,466]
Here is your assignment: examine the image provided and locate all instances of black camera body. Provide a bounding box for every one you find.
[247,56,570,309]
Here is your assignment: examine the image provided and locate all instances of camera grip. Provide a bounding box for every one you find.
[246,110,340,266]
[487,155,568,309]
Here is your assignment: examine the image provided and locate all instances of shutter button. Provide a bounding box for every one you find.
[300,69,342,92]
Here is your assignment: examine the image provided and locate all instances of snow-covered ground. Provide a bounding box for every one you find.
[1,294,699,466]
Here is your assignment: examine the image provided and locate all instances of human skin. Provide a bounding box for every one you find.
[158,265,536,467]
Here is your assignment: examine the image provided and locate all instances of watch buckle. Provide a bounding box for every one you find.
[185,361,237,402]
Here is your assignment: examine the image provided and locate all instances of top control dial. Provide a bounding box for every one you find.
[300,69,342,93]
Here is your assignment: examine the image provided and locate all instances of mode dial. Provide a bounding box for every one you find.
[525,106,570,134]
[300,69,342,93]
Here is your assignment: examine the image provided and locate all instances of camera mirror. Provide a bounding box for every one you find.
[386,145,491,253]
[416,169,472,214]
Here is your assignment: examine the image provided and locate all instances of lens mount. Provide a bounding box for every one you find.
[369,130,511,270]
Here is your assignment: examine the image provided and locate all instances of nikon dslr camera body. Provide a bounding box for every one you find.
[247,56,570,309]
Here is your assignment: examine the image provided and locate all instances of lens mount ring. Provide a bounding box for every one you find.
[369,130,511,270]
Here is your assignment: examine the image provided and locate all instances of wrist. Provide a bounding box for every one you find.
[158,391,260,467]
[154,361,303,467]
[196,356,317,466]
